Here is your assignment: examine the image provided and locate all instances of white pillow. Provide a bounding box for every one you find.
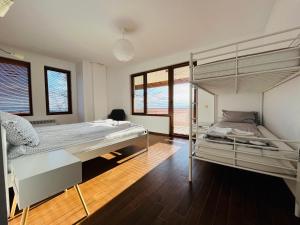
[0,112,40,147]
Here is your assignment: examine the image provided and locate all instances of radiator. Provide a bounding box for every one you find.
[30,119,56,127]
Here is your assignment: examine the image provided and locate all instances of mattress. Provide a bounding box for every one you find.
[7,119,146,160]
[194,126,298,177]
[194,48,300,79]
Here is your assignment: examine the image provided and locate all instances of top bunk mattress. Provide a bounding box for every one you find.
[7,119,146,160]
[193,48,300,80]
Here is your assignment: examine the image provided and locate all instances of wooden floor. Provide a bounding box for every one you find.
[8,135,177,225]
[9,135,300,225]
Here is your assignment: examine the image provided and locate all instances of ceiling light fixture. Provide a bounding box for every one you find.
[0,0,14,17]
[0,48,24,60]
[113,28,134,62]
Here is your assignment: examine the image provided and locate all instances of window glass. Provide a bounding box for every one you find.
[45,67,72,114]
[146,69,169,115]
[133,75,144,113]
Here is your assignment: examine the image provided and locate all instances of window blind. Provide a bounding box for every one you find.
[0,58,32,115]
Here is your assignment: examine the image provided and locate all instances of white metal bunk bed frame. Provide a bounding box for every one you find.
[188,26,300,216]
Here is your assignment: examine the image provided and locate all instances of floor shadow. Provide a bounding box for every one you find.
[82,134,169,182]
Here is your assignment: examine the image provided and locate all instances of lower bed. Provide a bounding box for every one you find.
[194,125,298,178]
[7,120,147,187]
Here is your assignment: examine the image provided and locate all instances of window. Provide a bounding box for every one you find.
[130,62,196,137]
[173,66,190,135]
[0,57,33,115]
[44,66,72,115]
[146,69,169,114]
[131,68,170,116]
[132,75,145,113]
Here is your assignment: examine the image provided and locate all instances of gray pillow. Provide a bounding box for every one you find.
[222,110,257,124]
[0,112,40,147]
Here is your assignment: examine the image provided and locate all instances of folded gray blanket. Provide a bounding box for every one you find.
[205,122,277,149]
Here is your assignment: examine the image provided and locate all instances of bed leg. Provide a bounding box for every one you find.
[188,132,193,182]
[295,180,300,217]
[20,206,30,225]
[295,202,300,218]
[188,155,192,182]
[146,131,149,151]
[9,195,17,218]
[295,150,300,217]
[74,184,89,216]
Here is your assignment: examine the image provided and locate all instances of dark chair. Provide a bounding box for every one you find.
[108,109,126,121]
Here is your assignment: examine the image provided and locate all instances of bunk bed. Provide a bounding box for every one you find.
[188,26,300,217]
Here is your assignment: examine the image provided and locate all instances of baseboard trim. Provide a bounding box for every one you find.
[149,131,170,137]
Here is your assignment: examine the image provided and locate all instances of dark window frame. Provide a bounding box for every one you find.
[0,56,33,116]
[131,65,171,117]
[44,66,72,115]
[130,62,190,117]
[130,62,197,137]
[131,74,146,115]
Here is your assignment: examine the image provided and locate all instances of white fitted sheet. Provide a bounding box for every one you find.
[7,120,146,159]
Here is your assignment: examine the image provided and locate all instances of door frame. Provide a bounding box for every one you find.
[170,62,191,138]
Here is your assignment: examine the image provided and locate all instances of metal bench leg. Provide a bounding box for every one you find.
[146,131,149,151]
[20,207,29,225]
[10,195,17,218]
[74,185,89,216]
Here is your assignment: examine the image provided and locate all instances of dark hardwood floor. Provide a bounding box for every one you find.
[81,136,300,225]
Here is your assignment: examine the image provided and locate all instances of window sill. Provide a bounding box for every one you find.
[46,112,73,115]
[131,113,170,117]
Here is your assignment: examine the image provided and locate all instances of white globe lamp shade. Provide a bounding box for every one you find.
[113,38,134,62]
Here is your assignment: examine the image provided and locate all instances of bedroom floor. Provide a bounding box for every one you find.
[9,135,300,225]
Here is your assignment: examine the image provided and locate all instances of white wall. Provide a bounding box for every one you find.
[217,93,262,121]
[197,91,262,124]
[264,76,300,149]
[0,45,78,124]
[264,0,300,33]
[262,0,300,148]
[198,89,215,124]
[76,63,85,122]
[77,61,108,122]
[129,115,169,134]
[92,63,108,120]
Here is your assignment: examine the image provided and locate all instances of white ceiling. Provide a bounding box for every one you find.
[0,0,275,66]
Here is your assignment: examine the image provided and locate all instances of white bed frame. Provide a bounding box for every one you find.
[188,26,300,216]
[0,124,149,220]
